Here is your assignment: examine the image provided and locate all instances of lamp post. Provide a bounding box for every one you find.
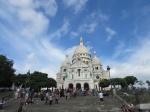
[107,66,112,89]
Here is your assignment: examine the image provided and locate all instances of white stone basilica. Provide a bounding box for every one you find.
[56,37,109,90]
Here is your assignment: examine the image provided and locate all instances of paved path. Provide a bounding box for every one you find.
[1,95,122,112]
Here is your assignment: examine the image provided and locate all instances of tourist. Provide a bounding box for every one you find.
[17,102,25,112]
[121,100,128,112]
[127,102,135,112]
[49,94,53,105]
[24,92,29,105]
[55,93,59,104]
[0,97,5,109]
[73,88,76,97]
[40,90,44,101]
[67,88,70,99]
[64,89,67,99]
[30,89,34,102]
[98,91,104,106]
[45,91,49,104]
[79,88,82,96]
[37,91,40,98]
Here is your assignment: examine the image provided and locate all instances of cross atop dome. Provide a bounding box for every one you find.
[80,37,83,45]
[94,51,97,57]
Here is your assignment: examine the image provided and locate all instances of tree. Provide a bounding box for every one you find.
[111,78,122,88]
[11,74,28,87]
[138,80,144,88]
[0,55,15,88]
[120,79,128,89]
[99,79,110,89]
[28,71,48,91]
[45,78,57,89]
[146,80,150,87]
[124,76,137,86]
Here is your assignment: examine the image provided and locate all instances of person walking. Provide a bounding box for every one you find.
[17,102,25,112]
[55,93,59,104]
[45,91,49,105]
[49,94,53,105]
[0,97,5,109]
[98,91,104,106]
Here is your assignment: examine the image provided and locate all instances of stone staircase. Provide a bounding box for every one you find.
[0,96,122,112]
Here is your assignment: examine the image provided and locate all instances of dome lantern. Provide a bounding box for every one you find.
[80,37,83,45]
[61,54,70,67]
[92,51,101,65]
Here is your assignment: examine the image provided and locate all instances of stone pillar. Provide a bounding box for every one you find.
[112,88,116,97]
[81,82,84,90]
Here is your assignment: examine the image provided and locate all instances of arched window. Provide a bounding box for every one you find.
[95,67,98,70]
[64,69,66,72]
[78,69,81,77]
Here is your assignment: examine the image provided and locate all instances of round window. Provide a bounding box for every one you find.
[96,76,99,79]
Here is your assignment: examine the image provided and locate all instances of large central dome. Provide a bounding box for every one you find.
[72,37,91,64]
[73,37,90,55]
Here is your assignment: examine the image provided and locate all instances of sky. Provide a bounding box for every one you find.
[0,0,150,87]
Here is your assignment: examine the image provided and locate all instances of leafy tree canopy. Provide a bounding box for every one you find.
[99,79,110,88]
[124,76,138,85]
[111,78,122,87]
[11,71,56,91]
[0,55,15,87]
[120,79,128,89]
[146,80,150,86]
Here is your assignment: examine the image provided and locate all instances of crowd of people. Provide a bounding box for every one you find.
[121,100,135,112]
[0,87,136,112]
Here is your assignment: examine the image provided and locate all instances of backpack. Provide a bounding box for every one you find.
[18,105,22,112]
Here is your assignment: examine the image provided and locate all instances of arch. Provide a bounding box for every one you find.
[68,83,73,89]
[84,83,89,90]
[76,83,81,90]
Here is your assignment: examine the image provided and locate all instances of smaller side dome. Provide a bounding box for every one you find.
[61,54,70,67]
[92,51,101,65]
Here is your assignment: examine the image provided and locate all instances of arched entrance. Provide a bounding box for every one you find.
[76,83,81,90]
[68,83,73,89]
[84,83,89,90]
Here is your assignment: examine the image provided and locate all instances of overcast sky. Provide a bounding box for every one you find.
[0,0,150,87]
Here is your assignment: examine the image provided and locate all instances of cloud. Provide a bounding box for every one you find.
[34,0,58,17]
[105,27,117,42]
[0,0,69,79]
[70,11,109,38]
[5,0,58,38]
[63,0,88,14]
[103,38,150,84]
[90,11,109,21]
[70,31,79,39]
[121,10,130,19]
[50,19,70,39]
[79,23,97,33]
[18,9,49,38]
[113,41,134,58]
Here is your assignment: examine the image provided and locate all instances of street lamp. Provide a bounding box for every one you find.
[107,66,112,89]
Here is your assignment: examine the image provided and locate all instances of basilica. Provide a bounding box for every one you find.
[56,37,109,90]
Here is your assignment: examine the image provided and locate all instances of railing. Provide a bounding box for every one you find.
[0,91,15,102]
[116,89,150,104]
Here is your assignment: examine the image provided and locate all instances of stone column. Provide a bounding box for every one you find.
[112,88,116,97]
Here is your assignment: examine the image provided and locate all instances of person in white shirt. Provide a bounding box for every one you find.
[49,94,53,105]
[98,91,104,106]
[0,97,5,109]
